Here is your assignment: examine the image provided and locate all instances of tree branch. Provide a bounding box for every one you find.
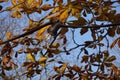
[60,23,120,28]
[0,21,52,44]
[0,22,120,45]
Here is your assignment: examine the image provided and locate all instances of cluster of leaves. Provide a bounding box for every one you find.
[0,0,120,80]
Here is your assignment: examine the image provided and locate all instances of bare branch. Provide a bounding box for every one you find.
[1,22,120,45]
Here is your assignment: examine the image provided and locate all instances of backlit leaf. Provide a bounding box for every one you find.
[26,53,35,62]
[39,57,47,63]
[54,66,61,74]
[51,42,60,48]
[27,0,34,6]
[17,0,24,3]
[61,62,68,74]
[36,25,51,37]
[59,9,69,23]
[51,7,60,13]
[11,0,17,5]
[6,31,12,40]
[11,11,21,18]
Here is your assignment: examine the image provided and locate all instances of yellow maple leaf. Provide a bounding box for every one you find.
[26,53,35,62]
[59,9,69,23]
[11,0,17,5]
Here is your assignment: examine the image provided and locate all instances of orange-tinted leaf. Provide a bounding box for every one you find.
[59,9,69,23]
[17,0,24,3]
[57,0,63,6]
[61,62,68,74]
[6,31,12,40]
[73,64,81,72]
[110,39,118,49]
[71,8,80,18]
[11,0,17,5]
[38,0,42,5]
[11,11,21,18]
[36,25,51,38]
[41,4,53,11]
[27,0,34,6]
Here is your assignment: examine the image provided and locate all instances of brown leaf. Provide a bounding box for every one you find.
[22,62,33,67]
[110,39,118,49]
[41,4,53,11]
[118,39,120,48]
[80,28,88,35]
[106,56,116,62]
[117,27,120,34]
[73,64,81,72]
[108,27,116,37]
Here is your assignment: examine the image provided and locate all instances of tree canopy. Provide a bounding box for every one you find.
[0,0,120,80]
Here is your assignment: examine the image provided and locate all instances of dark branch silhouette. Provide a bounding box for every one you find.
[0,22,120,45]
